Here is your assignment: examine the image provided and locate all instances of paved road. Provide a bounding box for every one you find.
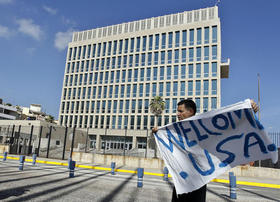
[0,160,279,201]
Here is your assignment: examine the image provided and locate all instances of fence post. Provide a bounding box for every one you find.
[70,126,76,159]
[229,172,237,199]
[69,160,76,178]
[163,167,169,181]
[62,126,68,160]
[111,162,116,175]
[85,127,89,153]
[28,125,34,155]
[32,154,37,165]
[3,152,7,161]
[46,126,53,158]
[137,168,144,187]
[19,155,25,170]
[37,126,43,157]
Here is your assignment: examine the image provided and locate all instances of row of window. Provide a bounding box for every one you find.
[66,46,217,73]
[65,63,217,86]
[61,96,217,117]
[62,79,217,101]
[68,26,218,61]
[60,97,217,129]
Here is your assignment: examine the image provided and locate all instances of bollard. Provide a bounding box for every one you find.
[229,172,237,199]
[111,162,116,175]
[69,160,76,178]
[32,154,37,165]
[137,168,144,188]
[68,157,72,169]
[163,167,169,181]
[3,152,7,161]
[19,155,25,171]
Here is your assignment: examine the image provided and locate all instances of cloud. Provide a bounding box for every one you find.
[54,29,74,51]
[15,19,43,40]
[0,25,11,38]
[0,0,13,4]
[43,5,57,15]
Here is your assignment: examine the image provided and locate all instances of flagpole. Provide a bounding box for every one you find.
[258,73,261,167]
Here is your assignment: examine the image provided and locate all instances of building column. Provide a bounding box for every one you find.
[132,136,137,149]
[96,134,101,151]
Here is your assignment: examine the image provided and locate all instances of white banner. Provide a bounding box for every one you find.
[155,99,278,194]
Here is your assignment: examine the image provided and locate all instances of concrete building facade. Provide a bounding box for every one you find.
[58,6,229,153]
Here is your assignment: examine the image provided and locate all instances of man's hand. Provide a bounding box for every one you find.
[152,127,158,133]
[250,99,259,113]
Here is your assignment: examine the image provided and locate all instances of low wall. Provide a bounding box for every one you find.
[73,151,280,179]
[0,144,9,153]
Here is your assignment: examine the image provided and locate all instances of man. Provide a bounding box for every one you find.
[152,99,258,202]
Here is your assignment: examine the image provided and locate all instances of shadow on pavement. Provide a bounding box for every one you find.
[238,186,280,201]
[99,172,137,202]
[207,187,233,202]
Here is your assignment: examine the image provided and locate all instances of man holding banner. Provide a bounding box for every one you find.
[152,99,278,202]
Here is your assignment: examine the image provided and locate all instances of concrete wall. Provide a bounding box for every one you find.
[72,151,280,179]
[0,145,9,153]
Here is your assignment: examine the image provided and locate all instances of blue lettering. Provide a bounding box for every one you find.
[177,122,197,147]
[198,119,222,136]
[154,127,186,153]
[212,114,229,130]
[188,149,215,176]
[233,109,242,119]
[190,120,208,141]
[216,134,244,167]
[253,113,264,130]
[244,109,256,129]
[227,112,236,129]
[244,132,268,158]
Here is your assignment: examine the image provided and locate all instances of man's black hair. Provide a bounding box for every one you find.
[177,99,197,115]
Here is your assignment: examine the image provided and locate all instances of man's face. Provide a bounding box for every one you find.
[177,104,194,121]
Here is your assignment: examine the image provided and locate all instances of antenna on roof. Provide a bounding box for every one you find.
[215,0,221,6]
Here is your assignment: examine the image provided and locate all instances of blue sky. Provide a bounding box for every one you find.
[0,0,279,131]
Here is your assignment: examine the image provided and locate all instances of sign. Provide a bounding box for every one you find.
[154,99,278,194]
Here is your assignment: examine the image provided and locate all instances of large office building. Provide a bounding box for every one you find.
[58,6,229,153]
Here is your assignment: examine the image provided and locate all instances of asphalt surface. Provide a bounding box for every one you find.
[0,158,279,202]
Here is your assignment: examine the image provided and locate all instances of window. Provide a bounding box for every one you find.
[168,32,173,48]
[139,84,143,96]
[128,69,132,82]
[121,84,125,97]
[159,82,164,96]
[138,99,142,113]
[155,34,159,49]
[196,64,201,78]
[145,83,150,96]
[144,99,149,113]
[175,31,180,47]
[168,50,172,64]
[116,70,120,83]
[212,45,217,60]
[174,65,178,79]
[129,55,133,67]
[195,98,200,113]
[211,97,217,109]
[119,40,123,54]
[204,27,209,44]
[165,99,170,113]
[107,42,112,56]
[204,46,209,60]
[167,66,171,80]
[109,86,113,98]
[196,47,201,61]
[166,82,171,96]
[161,33,166,49]
[175,49,179,63]
[160,66,164,80]
[118,56,122,68]
[197,28,201,45]
[134,69,138,82]
[212,79,217,95]
[182,30,187,46]
[182,49,186,63]
[152,83,157,96]
[124,39,128,53]
[102,42,106,56]
[180,81,185,96]
[212,62,217,77]
[119,100,123,113]
[126,84,131,97]
[125,100,130,113]
[188,81,193,96]
[181,65,186,79]
[140,68,144,81]
[113,100,118,113]
[130,38,135,52]
[204,63,209,77]
[190,29,194,45]
[136,37,141,51]
[148,52,152,65]
[212,26,217,43]
[188,64,193,78]
[107,100,111,113]
[142,36,146,51]
[203,80,209,95]
[97,43,101,57]
[189,48,194,62]
[92,87,96,98]
[153,67,158,80]
[141,53,146,66]
[122,70,126,82]
[203,98,208,112]
[132,99,136,113]
[114,85,119,98]
[146,68,151,81]
[149,35,153,50]
[103,86,107,98]
[123,55,127,67]
[161,51,165,64]
[196,80,201,95]
[173,82,178,96]
[154,52,159,65]
[172,98,177,113]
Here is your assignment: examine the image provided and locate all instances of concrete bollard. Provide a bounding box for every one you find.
[3,152,7,161]
[32,154,37,165]
[69,160,76,178]
[19,155,25,171]
[137,168,144,188]
[68,157,72,169]
[229,172,237,199]
[163,167,169,181]
[111,162,116,175]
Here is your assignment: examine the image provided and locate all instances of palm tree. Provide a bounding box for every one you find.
[149,96,165,158]
[45,115,55,123]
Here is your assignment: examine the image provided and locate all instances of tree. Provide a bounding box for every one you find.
[149,96,165,158]
[45,115,55,123]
